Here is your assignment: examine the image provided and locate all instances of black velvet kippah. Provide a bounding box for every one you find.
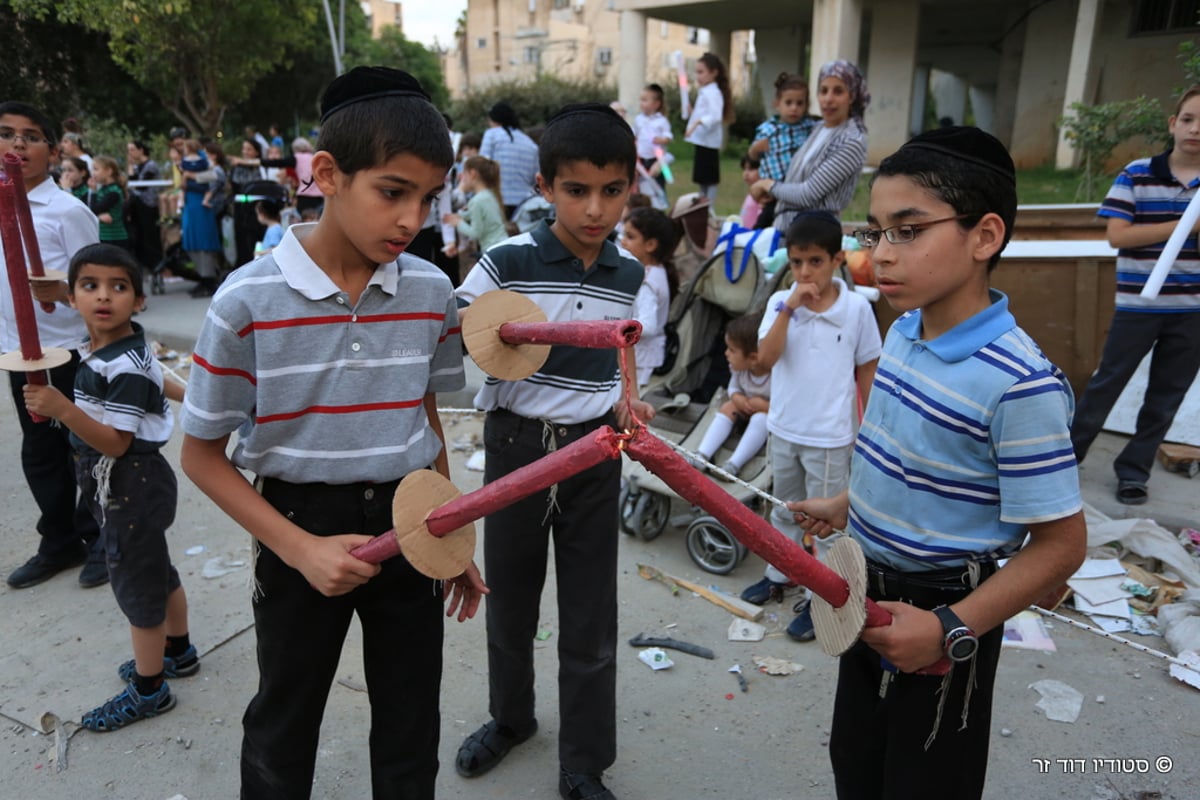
[545,102,633,137]
[901,126,1015,183]
[320,66,431,123]
[793,210,842,229]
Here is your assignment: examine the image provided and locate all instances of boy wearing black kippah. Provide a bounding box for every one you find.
[454,103,654,800]
[180,67,487,799]
[793,127,1086,799]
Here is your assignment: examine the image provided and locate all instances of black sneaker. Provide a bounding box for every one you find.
[6,551,87,589]
[740,576,796,605]
[559,767,616,800]
[787,599,816,642]
[79,559,110,588]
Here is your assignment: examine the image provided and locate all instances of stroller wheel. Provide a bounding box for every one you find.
[631,492,670,542]
[685,516,747,575]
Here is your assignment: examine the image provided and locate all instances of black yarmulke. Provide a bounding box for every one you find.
[901,126,1015,183]
[545,102,632,136]
[320,66,430,123]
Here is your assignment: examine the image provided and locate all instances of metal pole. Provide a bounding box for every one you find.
[321,0,343,74]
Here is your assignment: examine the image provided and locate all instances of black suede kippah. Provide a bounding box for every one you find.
[545,102,633,137]
[320,66,431,123]
[901,126,1015,183]
[794,210,841,228]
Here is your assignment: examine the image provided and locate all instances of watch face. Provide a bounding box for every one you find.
[947,631,978,661]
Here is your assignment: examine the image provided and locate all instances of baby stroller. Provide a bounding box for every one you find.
[622,228,789,574]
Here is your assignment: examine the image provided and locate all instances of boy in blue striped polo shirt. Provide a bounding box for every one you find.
[794,127,1086,800]
[1071,86,1200,506]
[179,68,486,799]
[454,103,655,800]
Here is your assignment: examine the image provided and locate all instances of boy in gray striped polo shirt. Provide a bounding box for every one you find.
[179,68,486,799]
[453,104,655,800]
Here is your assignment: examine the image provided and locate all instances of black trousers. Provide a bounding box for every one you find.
[128,200,163,271]
[241,477,444,800]
[1071,309,1200,485]
[830,561,1001,800]
[7,352,101,563]
[482,409,621,774]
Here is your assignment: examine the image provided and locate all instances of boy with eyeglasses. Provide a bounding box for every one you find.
[794,127,1085,800]
[0,101,106,591]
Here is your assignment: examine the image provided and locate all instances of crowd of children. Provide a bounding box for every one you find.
[5,44,1198,800]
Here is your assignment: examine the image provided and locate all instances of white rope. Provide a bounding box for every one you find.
[1030,606,1197,671]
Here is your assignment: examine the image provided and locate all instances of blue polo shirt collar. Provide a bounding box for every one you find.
[894,288,1015,362]
[531,219,622,269]
[273,223,399,300]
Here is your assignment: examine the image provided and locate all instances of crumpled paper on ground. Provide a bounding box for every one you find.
[1083,503,1200,587]
[1158,589,1200,655]
[1029,678,1084,723]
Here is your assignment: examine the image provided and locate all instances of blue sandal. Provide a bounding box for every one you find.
[117,645,200,682]
[82,681,176,732]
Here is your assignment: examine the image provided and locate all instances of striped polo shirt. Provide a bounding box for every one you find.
[72,322,173,456]
[456,220,643,424]
[848,291,1081,572]
[181,224,465,484]
[1098,150,1200,312]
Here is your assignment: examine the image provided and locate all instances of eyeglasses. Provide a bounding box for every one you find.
[853,214,970,248]
[0,129,48,145]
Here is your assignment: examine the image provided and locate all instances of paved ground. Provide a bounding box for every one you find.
[0,276,1197,799]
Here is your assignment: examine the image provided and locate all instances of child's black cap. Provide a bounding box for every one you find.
[320,66,431,123]
[545,102,633,138]
[900,126,1015,184]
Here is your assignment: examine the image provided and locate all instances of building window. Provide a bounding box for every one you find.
[1131,0,1200,34]
[687,26,699,44]
[597,47,613,66]
[477,38,488,48]
[553,0,569,8]
[660,21,669,38]
[524,46,539,64]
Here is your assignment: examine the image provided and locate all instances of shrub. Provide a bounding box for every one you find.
[1058,97,1170,199]
[448,76,616,136]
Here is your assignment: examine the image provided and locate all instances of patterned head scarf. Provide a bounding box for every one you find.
[818,60,870,128]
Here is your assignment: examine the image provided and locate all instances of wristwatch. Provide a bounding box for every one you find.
[931,605,979,663]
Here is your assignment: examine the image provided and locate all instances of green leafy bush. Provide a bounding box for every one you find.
[1058,97,1170,199]
[448,76,616,136]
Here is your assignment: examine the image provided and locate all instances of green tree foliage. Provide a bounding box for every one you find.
[1179,40,1200,91]
[0,2,176,138]
[11,0,319,137]
[449,76,615,136]
[1058,97,1170,199]
[346,26,450,110]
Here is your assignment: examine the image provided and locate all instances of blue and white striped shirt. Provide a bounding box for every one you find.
[848,291,1081,571]
[1098,151,1200,312]
[480,126,540,208]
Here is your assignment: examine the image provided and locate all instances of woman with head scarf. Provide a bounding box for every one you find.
[751,60,871,232]
[480,101,540,218]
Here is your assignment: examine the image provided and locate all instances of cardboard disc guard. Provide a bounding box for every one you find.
[462,289,551,381]
[28,269,66,283]
[811,536,869,657]
[392,470,476,580]
[0,346,72,373]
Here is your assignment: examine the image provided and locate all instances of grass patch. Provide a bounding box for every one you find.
[663,156,1106,223]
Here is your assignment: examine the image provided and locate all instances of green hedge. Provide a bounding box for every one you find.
[448,76,617,136]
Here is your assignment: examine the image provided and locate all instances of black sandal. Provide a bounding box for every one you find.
[559,768,615,800]
[455,718,537,777]
[1116,480,1149,506]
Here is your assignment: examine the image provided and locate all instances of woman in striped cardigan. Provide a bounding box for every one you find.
[751,60,870,231]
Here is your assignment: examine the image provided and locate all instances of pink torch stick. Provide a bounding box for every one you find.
[2,153,56,313]
[349,427,624,564]
[0,176,52,422]
[498,319,642,349]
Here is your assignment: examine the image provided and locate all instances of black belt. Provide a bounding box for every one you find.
[489,407,616,437]
[865,558,998,606]
[258,475,402,503]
